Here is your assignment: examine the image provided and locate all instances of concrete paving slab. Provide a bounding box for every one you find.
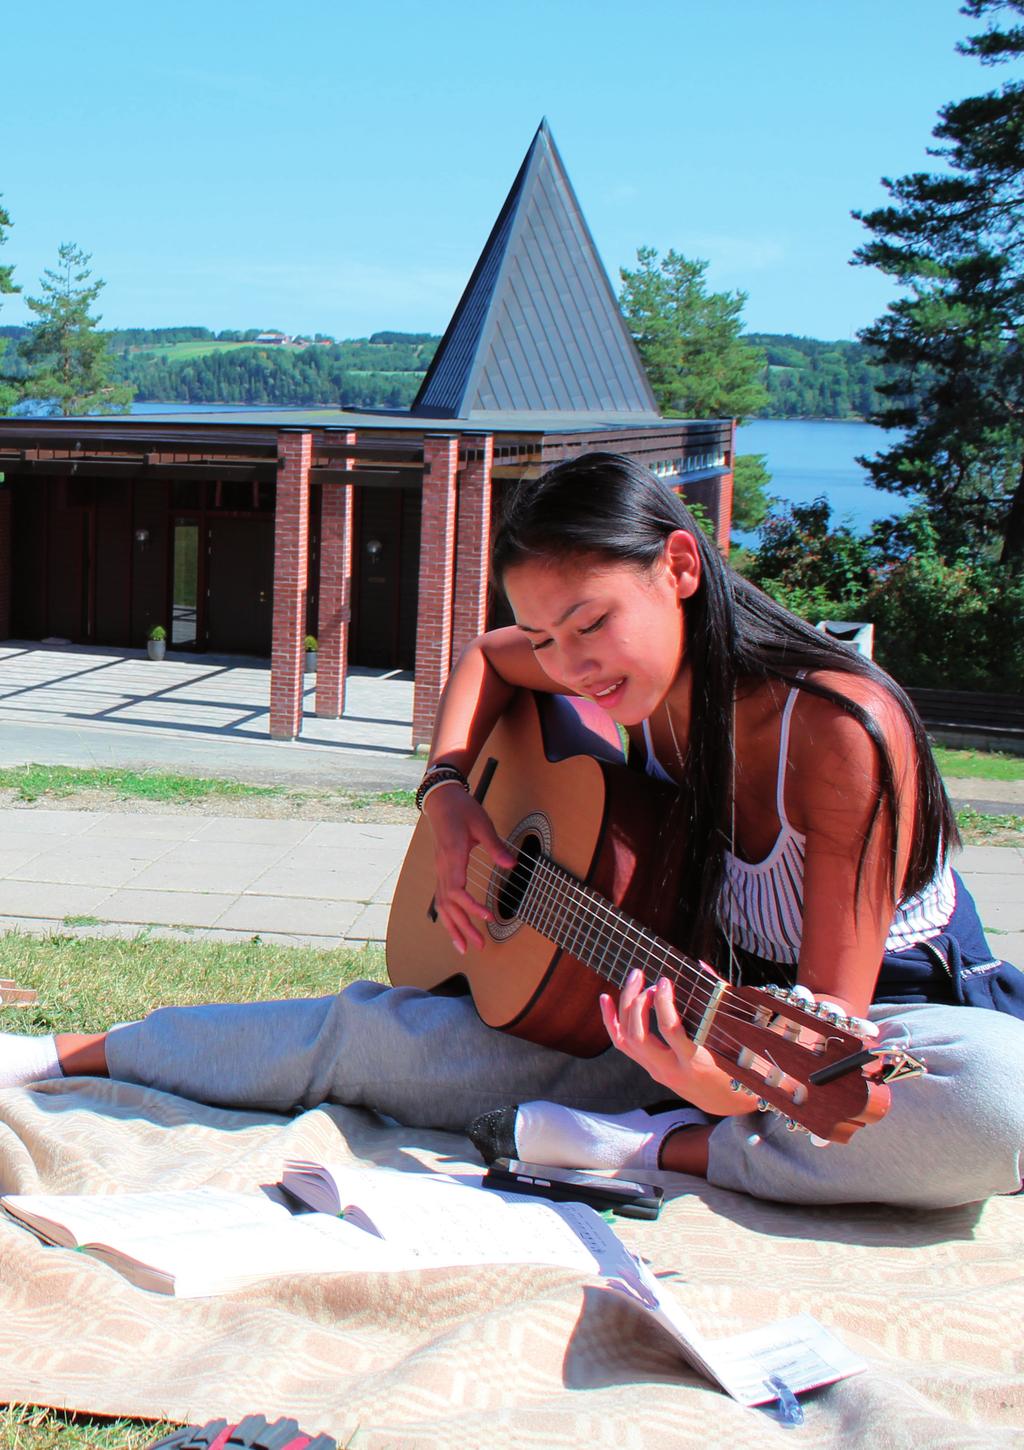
[189,819,318,846]
[0,882,112,917]
[80,816,216,843]
[214,895,363,937]
[992,931,1024,962]
[1,810,99,837]
[6,852,150,889]
[347,903,391,941]
[62,833,185,863]
[974,901,1023,934]
[0,849,46,876]
[96,888,239,928]
[127,860,274,895]
[246,863,397,902]
[958,845,1024,873]
[155,840,297,872]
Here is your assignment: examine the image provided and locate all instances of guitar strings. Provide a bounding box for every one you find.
[454,846,850,1107]
[457,847,771,1060]
[458,851,779,1075]
[459,846,759,1028]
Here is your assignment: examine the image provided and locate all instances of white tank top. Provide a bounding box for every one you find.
[641,688,955,965]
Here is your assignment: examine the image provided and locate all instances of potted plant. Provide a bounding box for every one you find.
[304,635,318,673]
[147,625,167,662]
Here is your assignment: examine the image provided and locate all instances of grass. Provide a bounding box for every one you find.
[933,746,1024,782]
[0,932,387,1036]
[0,933,387,1448]
[0,765,282,805]
[0,1405,173,1450]
[955,805,1024,846]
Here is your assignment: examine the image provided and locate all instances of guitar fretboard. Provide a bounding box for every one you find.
[517,852,714,1037]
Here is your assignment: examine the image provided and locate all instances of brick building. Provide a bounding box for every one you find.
[0,122,734,746]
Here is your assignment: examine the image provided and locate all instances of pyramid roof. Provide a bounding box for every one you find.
[411,121,660,421]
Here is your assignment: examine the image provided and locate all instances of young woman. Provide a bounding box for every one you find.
[3,453,1022,1209]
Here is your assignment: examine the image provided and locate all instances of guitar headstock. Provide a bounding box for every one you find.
[707,984,893,1143]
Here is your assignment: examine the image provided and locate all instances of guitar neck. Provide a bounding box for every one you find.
[518,852,713,1040]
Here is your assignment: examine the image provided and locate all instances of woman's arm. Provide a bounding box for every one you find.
[422,627,575,952]
[787,677,916,1017]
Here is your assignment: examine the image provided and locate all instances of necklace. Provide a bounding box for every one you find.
[663,697,686,781]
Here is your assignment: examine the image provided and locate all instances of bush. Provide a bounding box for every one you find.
[743,498,1024,692]
[868,552,1024,691]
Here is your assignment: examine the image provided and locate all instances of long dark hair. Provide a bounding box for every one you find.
[492,451,958,962]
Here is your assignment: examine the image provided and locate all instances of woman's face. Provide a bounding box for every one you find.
[503,533,700,725]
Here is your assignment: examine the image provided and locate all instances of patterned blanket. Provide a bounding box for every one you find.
[0,1078,1020,1448]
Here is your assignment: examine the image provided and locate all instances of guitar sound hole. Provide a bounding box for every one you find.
[495,833,542,922]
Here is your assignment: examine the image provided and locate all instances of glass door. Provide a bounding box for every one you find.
[172,520,200,647]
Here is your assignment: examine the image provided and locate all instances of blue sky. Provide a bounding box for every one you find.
[0,0,1003,341]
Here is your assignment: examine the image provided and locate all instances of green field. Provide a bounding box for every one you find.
[125,340,268,360]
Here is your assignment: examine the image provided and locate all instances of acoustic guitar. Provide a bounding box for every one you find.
[387,690,897,1143]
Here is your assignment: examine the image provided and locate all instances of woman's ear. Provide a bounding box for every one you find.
[664,529,702,600]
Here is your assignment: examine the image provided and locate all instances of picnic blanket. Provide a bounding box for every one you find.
[0,1077,1020,1448]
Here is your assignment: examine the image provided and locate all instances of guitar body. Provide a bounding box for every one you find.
[387,690,686,1055]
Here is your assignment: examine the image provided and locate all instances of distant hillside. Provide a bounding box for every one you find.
[746,333,894,420]
[1,324,893,418]
[107,328,439,409]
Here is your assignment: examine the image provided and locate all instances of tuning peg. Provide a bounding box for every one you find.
[756,1099,770,1113]
[785,1119,799,1132]
[729,1079,742,1092]
[809,1134,831,1149]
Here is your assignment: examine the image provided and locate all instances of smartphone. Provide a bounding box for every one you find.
[481,1158,663,1220]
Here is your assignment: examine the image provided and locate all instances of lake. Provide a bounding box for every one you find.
[737,418,909,541]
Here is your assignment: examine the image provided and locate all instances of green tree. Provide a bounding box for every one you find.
[0,197,21,414]
[853,0,1024,568]
[20,243,134,416]
[620,247,769,418]
[619,246,772,538]
[732,453,772,531]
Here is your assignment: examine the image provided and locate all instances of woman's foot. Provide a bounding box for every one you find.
[0,1032,62,1088]
[468,1100,711,1172]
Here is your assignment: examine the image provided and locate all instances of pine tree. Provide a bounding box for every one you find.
[20,242,134,416]
[619,246,771,533]
[0,197,21,414]
[853,0,1024,568]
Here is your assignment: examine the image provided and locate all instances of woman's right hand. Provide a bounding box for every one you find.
[422,785,515,953]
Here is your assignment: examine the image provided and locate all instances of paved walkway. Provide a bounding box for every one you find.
[0,805,1020,962]
[0,806,408,948]
[0,642,421,791]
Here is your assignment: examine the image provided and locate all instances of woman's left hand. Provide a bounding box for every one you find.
[599,969,755,1118]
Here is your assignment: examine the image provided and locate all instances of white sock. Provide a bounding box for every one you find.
[513,1102,711,1172]
[0,1032,63,1088]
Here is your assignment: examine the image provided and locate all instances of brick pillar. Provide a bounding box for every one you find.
[0,486,10,640]
[716,470,734,557]
[451,433,494,659]
[412,434,459,749]
[717,419,737,557]
[269,431,311,740]
[315,431,355,718]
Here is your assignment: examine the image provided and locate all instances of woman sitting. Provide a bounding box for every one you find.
[3,452,1022,1209]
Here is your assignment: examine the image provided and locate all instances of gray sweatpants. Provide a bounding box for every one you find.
[105,983,1024,1210]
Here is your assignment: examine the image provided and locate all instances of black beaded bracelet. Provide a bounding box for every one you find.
[415,763,469,812]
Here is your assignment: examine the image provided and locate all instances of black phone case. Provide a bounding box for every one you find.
[481,1161,663,1219]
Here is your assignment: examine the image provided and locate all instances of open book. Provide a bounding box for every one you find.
[281,1160,867,1408]
[0,1165,633,1298]
[2,1163,866,1407]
